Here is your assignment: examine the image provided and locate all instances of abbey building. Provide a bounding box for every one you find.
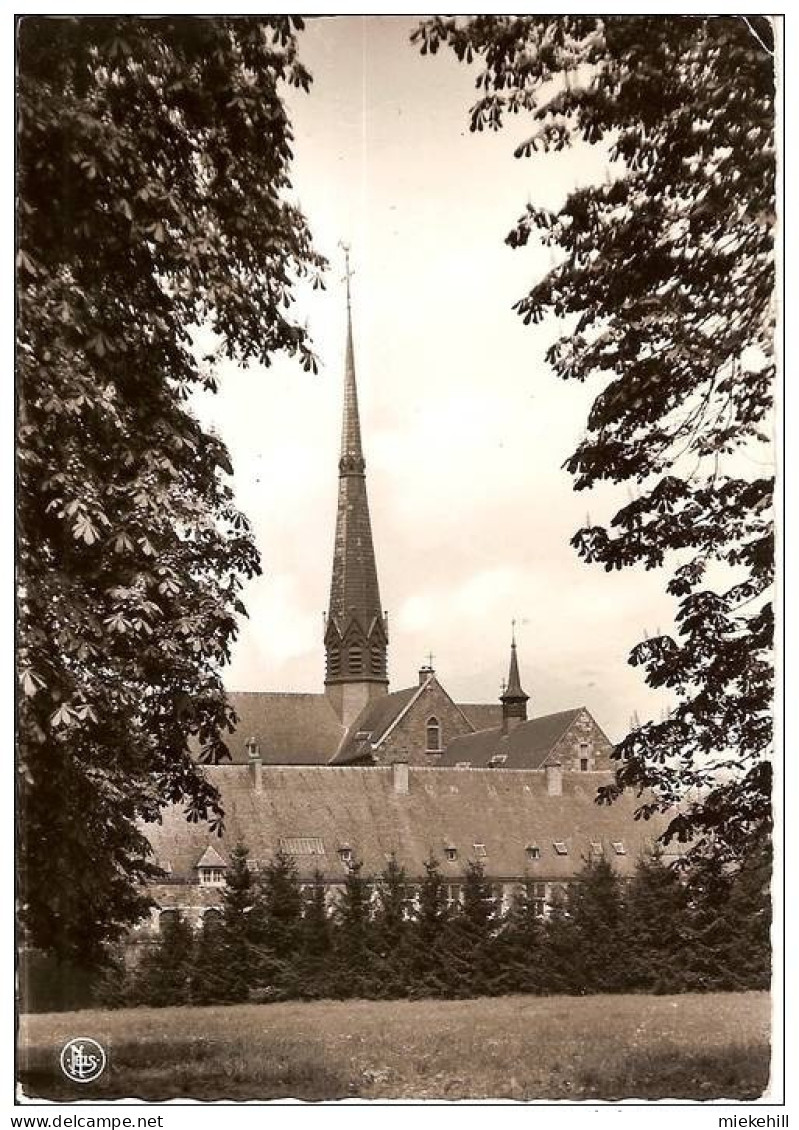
[141,277,666,931]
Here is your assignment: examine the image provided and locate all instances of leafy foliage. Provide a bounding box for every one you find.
[412,15,776,862]
[17,16,325,961]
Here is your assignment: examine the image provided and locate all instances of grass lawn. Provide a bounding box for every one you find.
[18,991,771,1103]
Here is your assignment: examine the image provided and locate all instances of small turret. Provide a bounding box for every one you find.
[500,624,529,734]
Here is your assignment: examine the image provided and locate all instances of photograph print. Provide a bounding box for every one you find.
[16,14,778,1103]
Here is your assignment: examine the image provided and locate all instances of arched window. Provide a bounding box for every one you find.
[426,716,441,753]
[348,645,363,674]
[158,909,178,932]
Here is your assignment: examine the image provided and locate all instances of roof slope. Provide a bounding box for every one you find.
[439,708,583,769]
[330,685,419,764]
[144,764,670,886]
[457,703,503,732]
[221,692,345,765]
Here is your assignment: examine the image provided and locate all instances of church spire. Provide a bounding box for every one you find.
[324,248,388,725]
[500,623,529,733]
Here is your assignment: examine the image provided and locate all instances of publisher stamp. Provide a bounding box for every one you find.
[59,1038,106,1083]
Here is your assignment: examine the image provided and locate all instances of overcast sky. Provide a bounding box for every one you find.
[193,15,737,743]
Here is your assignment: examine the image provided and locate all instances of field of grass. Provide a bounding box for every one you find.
[18,991,771,1103]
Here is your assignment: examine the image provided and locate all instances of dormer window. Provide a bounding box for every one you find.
[526,844,541,861]
[488,753,507,768]
[473,843,487,859]
[553,841,568,856]
[196,846,227,886]
[611,841,626,856]
[590,841,603,856]
[198,866,226,886]
[445,845,457,862]
[426,716,442,753]
[338,845,353,864]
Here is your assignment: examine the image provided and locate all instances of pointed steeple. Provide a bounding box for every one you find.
[500,623,529,733]
[325,249,388,725]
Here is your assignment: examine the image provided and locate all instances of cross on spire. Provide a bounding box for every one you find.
[339,240,354,308]
[426,651,435,669]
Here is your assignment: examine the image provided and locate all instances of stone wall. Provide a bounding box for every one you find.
[373,677,474,766]
[550,709,614,771]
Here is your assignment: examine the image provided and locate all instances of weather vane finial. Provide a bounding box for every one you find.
[511,618,517,646]
[339,240,354,307]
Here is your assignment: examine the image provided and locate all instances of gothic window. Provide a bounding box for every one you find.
[203,908,223,927]
[426,716,442,753]
[348,645,363,674]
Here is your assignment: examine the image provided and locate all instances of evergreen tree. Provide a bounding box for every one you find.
[190,911,228,1005]
[218,842,259,1002]
[255,849,304,998]
[625,850,691,993]
[371,857,411,998]
[331,861,376,999]
[725,834,772,990]
[445,861,501,997]
[297,869,332,999]
[680,854,740,991]
[567,856,628,994]
[408,857,450,997]
[133,910,194,1007]
[540,882,579,994]
[497,877,546,995]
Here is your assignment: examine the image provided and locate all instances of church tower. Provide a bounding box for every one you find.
[324,253,389,726]
[500,627,529,734]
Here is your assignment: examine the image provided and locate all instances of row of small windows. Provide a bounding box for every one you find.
[194,839,627,880]
[160,880,565,931]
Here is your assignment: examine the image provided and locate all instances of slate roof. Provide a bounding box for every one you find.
[221,692,345,765]
[143,764,669,887]
[330,685,421,764]
[438,708,584,769]
[458,703,504,732]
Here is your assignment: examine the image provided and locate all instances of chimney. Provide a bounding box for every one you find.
[246,736,262,794]
[545,762,562,797]
[418,664,434,686]
[392,759,409,795]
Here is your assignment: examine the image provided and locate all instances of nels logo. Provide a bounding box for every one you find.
[59,1038,106,1083]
